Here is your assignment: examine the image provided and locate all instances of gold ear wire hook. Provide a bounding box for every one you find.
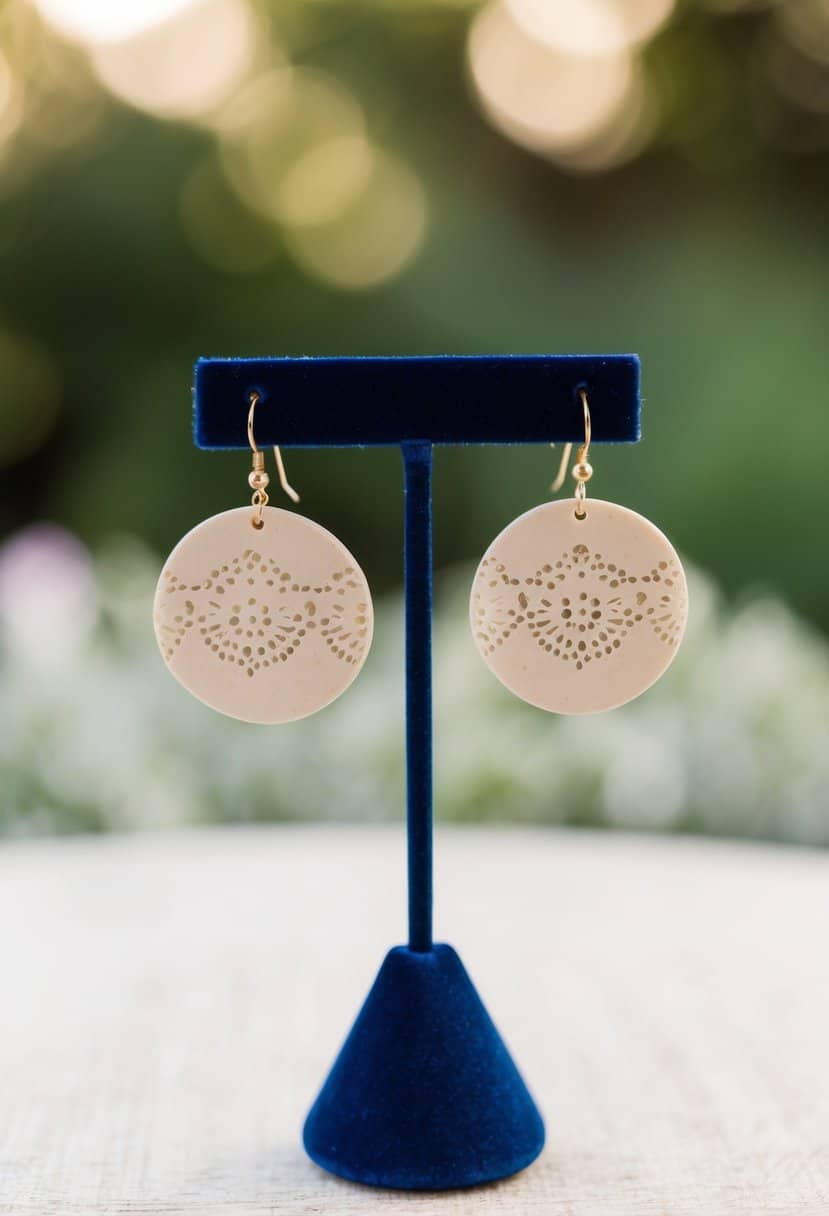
[246,391,300,529]
[550,389,592,518]
[577,387,591,462]
[550,443,572,494]
[572,388,592,518]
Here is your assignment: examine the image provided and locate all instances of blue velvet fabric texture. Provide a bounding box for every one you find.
[303,944,545,1190]
[403,443,433,952]
[193,354,640,448]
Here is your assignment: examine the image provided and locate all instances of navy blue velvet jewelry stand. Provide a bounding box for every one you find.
[194,354,641,1191]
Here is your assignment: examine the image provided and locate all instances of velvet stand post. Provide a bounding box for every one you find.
[193,355,642,1190]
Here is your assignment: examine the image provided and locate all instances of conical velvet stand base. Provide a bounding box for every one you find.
[303,943,545,1190]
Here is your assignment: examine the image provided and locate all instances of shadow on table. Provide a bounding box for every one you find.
[196,1144,543,1212]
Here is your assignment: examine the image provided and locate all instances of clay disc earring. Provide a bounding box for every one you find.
[154,392,373,724]
[470,391,688,715]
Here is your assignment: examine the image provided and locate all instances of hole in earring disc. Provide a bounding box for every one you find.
[575,508,587,521]
[251,516,265,531]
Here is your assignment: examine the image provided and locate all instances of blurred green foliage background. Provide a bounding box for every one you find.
[1,0,828,839]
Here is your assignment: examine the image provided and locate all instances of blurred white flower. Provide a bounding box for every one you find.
[599,710,686,831]
[0,528,828,846]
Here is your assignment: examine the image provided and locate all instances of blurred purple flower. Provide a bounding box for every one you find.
[0,524,98,668]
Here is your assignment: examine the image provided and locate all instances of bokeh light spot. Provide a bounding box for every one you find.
[506,0,675,56]
[0,51,12,115]
[468,1,636,158]
[777,0,829,69]
[284,149,427,290]
[219,67,366,222]
[275,135,375,228]
[550,67,657,173]
[0,51,24,150]
[88,0,255,122]
[32,0,199,46]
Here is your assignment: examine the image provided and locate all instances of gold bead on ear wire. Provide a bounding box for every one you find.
[247,390,300,530]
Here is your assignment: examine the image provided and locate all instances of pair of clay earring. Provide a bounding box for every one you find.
[154,391,688,723]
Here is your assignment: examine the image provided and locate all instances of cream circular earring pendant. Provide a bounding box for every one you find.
[470,498,688,714]
[154,505,373,724]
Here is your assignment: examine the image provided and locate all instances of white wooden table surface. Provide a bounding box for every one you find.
[1,826,828,1215]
